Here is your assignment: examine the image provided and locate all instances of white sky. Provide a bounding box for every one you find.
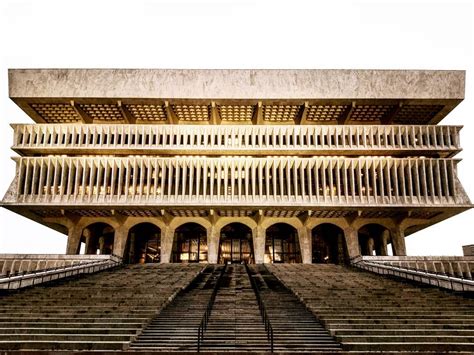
[0,0,473,255]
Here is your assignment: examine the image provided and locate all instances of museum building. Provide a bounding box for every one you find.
[1,69,472,265]
[1,69,474,352]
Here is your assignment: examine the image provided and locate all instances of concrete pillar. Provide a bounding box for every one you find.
[160,226,174,263]
[207,226,219,264]
[98,236,105,254]
[82,228,94,254]
[129,233,136,262]
[298,227,312,264]
[66,225,83,255]
[343,227,361,260]
[84,235,92,254]
[253,226,265,264]
[367,237,375,256]
[380,230,390,256]
[112,225,129,258]
[391,227,407,256]
[337,232,345,264]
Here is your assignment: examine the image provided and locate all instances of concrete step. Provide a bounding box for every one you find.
[268,263,474,353]
[343,342,474,352]
[0,263,206,351]
[0,340,127,351]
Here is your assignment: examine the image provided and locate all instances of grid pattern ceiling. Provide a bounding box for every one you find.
[28,100,446,125]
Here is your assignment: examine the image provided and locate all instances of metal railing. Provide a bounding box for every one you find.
[197,264,227,352]
[0,254,122,290]
[351,257,474,292]
[245,264,274,352]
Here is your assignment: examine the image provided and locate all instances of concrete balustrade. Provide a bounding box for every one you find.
[7,156,468,207]
[11,124,461,157]
[0,254,115,276]
[360,255,474,280]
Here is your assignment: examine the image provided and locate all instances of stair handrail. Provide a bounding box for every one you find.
[0,254,122,290]
[245,264,274,353]
[352,258,474,292]
[197,264,227,352]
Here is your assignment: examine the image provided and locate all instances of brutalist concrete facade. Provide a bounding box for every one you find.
[1,69,471,264]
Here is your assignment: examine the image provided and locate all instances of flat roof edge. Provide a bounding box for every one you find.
[8,69,466,100]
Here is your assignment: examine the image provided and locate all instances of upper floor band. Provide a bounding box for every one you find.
[7,156,469,208]
[11,124,461,157]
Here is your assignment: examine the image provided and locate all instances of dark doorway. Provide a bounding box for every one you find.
[124,223,161,264]
[172,223,207,263]
[358,224,392,256]
[81,223,114,255]
[312,223,348,264]
[219,223,254,264]
[265,223,301,263]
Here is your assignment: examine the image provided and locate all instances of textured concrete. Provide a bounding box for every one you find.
[9,69,465,99]
[464,244,474,256]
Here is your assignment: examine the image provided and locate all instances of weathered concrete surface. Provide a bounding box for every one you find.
[464,244,474,256]
[9,69,465,99]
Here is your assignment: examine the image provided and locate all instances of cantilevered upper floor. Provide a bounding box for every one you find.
[9,69,465,125]
[2,68,472,242]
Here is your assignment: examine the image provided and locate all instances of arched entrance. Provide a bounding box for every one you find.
[172,223,208,263]
[312,223,348,264]
[358,223,392,256]
[81,223,114,255]
[123,223,161,264]
[265,223,301,263]
[219,223,254,264]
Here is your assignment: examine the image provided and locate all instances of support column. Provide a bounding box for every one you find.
[66,225,83,255]
[82,228,95,254]
[343,227,361,260]
[337,232,345,264]
[391,226,407,256]
[98,236,105,255]
[380,229,390,256]
[298,227,312,264]
[254,226,266,264]
[129,233,136,262]
[84,232,92,254]
[207,225,220,264]
[112,225,129,258]
[367,237,375,256]
[161,226,174,263]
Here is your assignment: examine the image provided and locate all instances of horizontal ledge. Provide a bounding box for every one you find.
[9,69,465,100]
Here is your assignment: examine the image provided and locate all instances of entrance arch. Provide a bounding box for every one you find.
[81,222,114,255]
[265,223,301,263]
[358,223,392,256]
[312,223,348,264]
[124,223,161,264]
[219,223,254,264]
[172,223,208,263]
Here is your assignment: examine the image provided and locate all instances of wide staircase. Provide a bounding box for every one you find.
[199,264,269,351]
[0,263,203,351]
[130,264,223,351]
[250,264,341,352]
[269,263,474,352]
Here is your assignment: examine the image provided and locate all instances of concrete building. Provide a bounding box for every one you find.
[1,69,474,352]
[1,69,472,265]
[464,244,474,256]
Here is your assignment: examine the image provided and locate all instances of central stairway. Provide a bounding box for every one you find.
[249,264,342,352]
[200,264,269,351]
[132,264,341,352]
